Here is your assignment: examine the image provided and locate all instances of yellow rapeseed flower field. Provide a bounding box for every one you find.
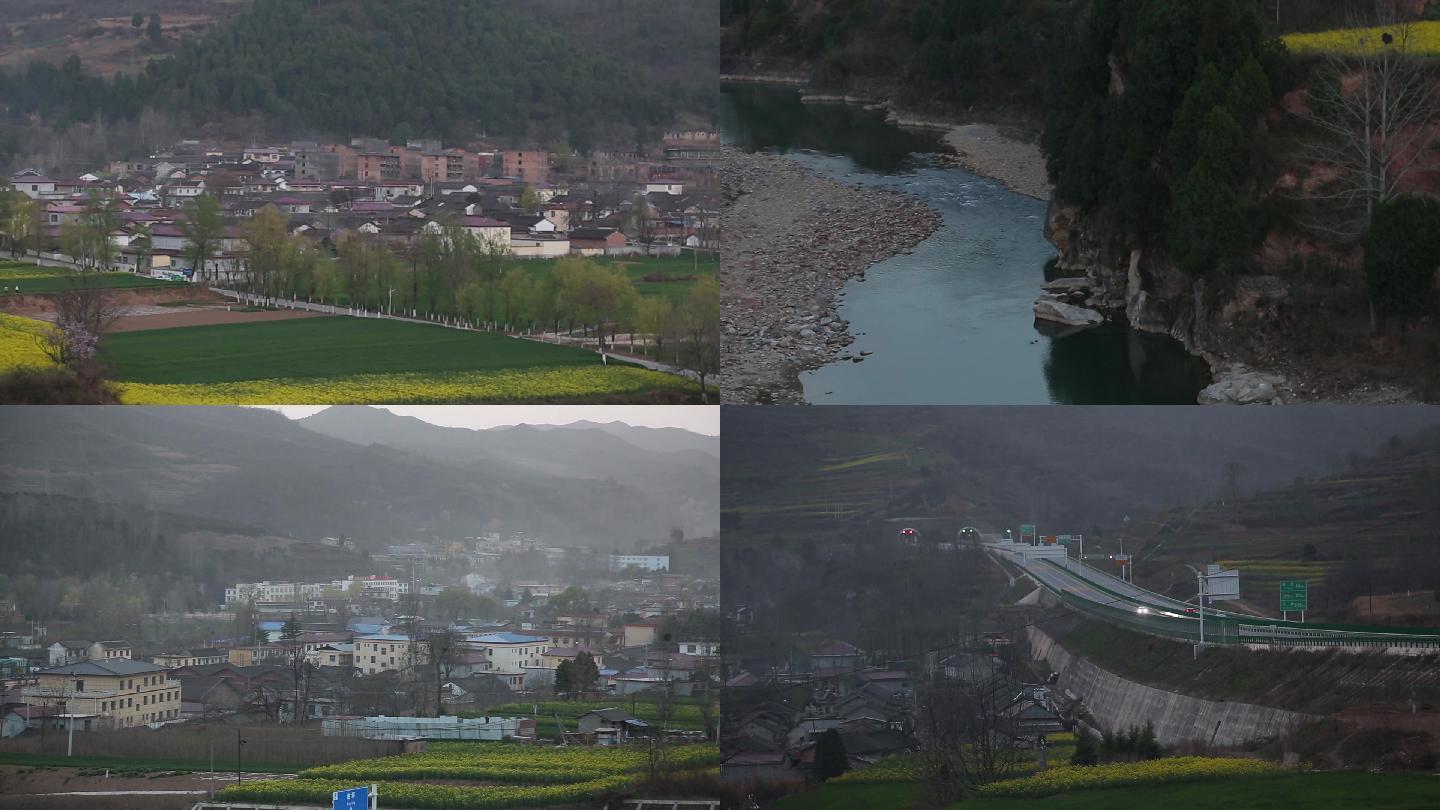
[116,366,700,404]
[0,312,57,371]
[978,756,1285,798]
[1284,21,1440,56]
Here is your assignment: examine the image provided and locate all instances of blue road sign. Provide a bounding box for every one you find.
[333,786,369,810]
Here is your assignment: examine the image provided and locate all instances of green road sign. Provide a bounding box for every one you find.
[1020,524,1036,534]
[1280,580,1308,612]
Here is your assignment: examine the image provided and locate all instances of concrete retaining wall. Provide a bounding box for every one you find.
[1029,626,1318,747]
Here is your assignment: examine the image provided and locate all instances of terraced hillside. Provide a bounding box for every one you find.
[1119,429,1440,621]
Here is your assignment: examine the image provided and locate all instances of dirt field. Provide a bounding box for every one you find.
[0,765,293,810]
[107,306,331,333]
[0,286,225,320]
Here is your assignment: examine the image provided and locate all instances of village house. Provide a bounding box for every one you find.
[569,227,628,257]
[88,641,133,662]
[47,640,92,667]
[464,632,550,674]
[354,634,430,675]
[22,659,181,730]
[621,622,658,649]
[151,648,228,669]
[9,169,57,199]
[576,707,646,742]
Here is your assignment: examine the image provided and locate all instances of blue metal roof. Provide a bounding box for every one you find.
[469,632,547,645]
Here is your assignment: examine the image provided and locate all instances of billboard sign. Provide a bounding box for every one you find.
[1280,580,1308,612]
[1206,569,1241,601]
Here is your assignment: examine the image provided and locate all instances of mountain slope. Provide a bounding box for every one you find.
[1117,426,1440,620]
[0,0,715,144]
[722,406,1440,538]
[0,406,717,547]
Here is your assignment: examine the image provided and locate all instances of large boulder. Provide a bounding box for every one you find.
[1042,276,1093,293]
[1197,365,1287,405]
[1034,295,1104,329]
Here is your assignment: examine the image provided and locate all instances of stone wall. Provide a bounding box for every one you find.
[1029,625,1318,747]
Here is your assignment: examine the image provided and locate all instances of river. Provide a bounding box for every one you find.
[722,84,1212,405]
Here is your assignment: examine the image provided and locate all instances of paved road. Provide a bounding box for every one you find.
[988,540,1440,651]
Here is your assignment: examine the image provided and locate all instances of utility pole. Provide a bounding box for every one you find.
[1195,571,1206,659]
[236,727,246,787]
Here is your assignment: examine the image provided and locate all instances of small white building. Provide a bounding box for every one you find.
[609,555,670,573]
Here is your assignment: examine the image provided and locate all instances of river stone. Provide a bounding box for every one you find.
[1197,366,1287,405]
[1034,296,1104,329]
[1042,276,1092,292]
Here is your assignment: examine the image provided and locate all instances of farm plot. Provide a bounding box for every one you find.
[94,316,705,404]
[0,260,182,294]
[217,741,720,809]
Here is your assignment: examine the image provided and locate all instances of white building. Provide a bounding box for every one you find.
[354,635,428,675]
[463,632,552,689]
[677,641,718,657]
[224,581,329,604]
[609,555,670,573]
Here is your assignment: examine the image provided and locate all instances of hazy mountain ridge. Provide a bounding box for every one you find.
[0,407,718,548]
[293,408,719,517]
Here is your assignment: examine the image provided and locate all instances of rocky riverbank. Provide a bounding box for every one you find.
[721,148,942,404]
[939,122,1053,201]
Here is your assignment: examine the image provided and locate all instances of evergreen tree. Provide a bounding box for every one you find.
[573,651,599,695]
[1364,195,1440,331]
[554,659,574,697]
[1137,721,1162,759]
[1072,728,1099,766]
[281,612,302,641]
[147,14,163,43]
[813,729,850,781]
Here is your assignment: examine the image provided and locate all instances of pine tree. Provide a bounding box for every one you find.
[1364,195,1440,331]
[813,729,850,781]
[573,651,599,695]
[554,660,574,697]
[1072,727,1099,766]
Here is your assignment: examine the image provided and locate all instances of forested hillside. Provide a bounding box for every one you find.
[722,0,1072,112]
[0,0,715,147]
[722,1,1440,114]
[0,493,364,627]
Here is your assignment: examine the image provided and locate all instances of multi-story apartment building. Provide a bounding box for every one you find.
[354,635,429,675]
[23,659,181,729]
[357,152,402,183]
[420,150,476,183]
[502,150,549,184]
[224,582,325,604]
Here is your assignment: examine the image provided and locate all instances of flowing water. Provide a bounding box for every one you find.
[723,84,1212,405]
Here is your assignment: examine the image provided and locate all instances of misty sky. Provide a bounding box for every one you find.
[266,405,719,435]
